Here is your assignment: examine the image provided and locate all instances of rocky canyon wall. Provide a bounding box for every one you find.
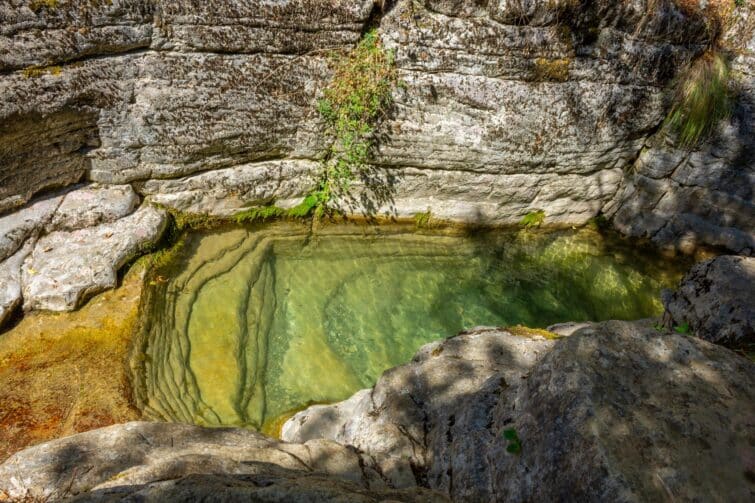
[0,0,753,322]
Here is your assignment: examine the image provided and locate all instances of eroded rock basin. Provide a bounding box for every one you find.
[133,222,690,433]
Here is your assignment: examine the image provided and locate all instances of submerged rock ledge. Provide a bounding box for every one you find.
[2,322,752,502]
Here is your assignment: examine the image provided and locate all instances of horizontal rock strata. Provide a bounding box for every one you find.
[0,1,751,317]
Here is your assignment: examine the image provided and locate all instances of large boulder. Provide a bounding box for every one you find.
[663,255,754,348]
[284,322,755,501]
[0,421,444,502]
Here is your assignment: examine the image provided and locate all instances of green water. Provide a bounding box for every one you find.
[134,222,688,432]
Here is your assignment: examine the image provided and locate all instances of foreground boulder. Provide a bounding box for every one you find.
[1,323,752,501]
[663,255,754,349]
[0,422,444,502]
[284,323,755,501]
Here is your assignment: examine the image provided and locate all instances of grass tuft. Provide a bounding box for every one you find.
[664,51,733,148]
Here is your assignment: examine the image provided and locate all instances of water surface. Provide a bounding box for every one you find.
[134,222,688,432]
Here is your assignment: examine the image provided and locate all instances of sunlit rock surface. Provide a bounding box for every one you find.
[22,204,167,312]
[2,0,745,238]
[0,185,167,324]
[0,1,751,319]
[283,321,755,501]
[133,223,687,432]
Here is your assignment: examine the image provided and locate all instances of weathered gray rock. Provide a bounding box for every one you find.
[0,240,33,326]
[1,0,734,231]
[663,255,754,348]
[0,193,62,262]
[139,160,317,216]
[49,184,139,231]
[21,204,167,312]
[0,421,444,502]
[283,328,557,489]
[284,322,755,501]
[605,2,755,255]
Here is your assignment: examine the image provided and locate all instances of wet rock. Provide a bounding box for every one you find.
[284,322,755,501]
[21,204,167,312]
[0,421,445,502]
[663,255,754,348]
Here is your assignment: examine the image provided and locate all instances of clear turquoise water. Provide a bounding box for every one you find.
[135,222,688,432]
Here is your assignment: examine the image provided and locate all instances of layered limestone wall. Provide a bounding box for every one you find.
[0,0,753,323]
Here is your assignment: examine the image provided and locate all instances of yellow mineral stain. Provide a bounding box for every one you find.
[0,267,145,462]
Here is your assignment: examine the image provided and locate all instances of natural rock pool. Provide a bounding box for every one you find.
[132,222,689,434]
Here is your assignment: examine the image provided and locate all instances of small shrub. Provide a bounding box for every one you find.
[519,210,546,229]
[674,322,691,334]
[298,28,398,217]
[664,51,733,147]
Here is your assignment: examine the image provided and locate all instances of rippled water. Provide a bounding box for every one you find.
[133,222,688,432]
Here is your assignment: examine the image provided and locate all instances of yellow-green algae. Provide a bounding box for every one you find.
[133,222,690,435]
[0,267,145,462]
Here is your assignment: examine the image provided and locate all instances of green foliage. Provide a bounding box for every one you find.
[234,205,285,224]
[519,210,546,229]
[300,28,397,217]
[674,322,691,334]
[664,51,733,148]
[287,191,328,219]
[502,428,522,454]
[414,210,432,228]
[169,210,221,232]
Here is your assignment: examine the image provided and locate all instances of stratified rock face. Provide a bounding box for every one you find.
[283,322,755,501]
[0,0,726,224]
[663,255,755,348]
[606,4,755,255]
[0,421,445,502]
[0,0,751,320]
